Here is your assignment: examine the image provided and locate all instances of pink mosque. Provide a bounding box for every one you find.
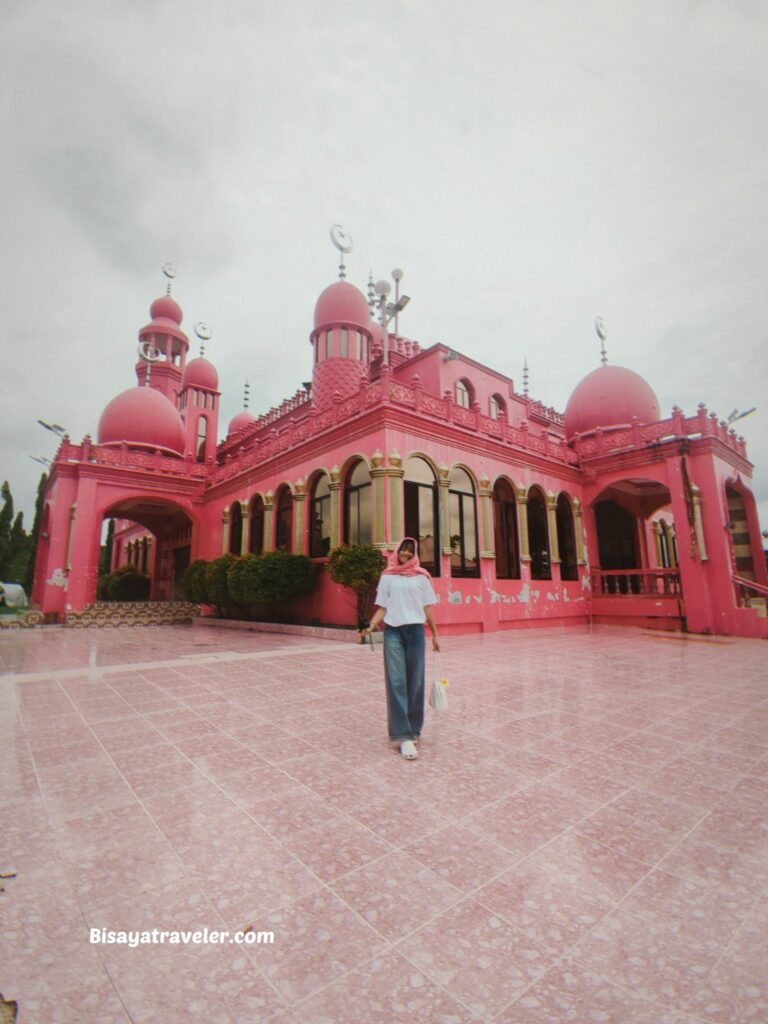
[31,244,768,639]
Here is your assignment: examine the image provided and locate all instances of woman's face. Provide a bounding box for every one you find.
[398,544,415,564]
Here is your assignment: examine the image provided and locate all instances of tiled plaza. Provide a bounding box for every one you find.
[1,623,766,1023]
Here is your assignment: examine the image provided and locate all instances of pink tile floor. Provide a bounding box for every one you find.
[1,623,766,1023]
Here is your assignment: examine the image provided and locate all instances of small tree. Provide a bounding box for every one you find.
[226,554,261,607]
[182,559,210,604]
[204,554,238,615]
[250,551,316,609]
[25,472,47,595]
[99,519,115,577]
[327,544,386,629]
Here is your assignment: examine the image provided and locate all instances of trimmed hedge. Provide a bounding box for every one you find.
[98,565,151,602]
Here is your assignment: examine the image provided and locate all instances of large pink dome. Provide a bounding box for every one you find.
[98,387,186,455]
[314,281,371,329]
[228,410,256,435]
[183,357,218,390]
[564,365,661,439]
[149,294,183,325]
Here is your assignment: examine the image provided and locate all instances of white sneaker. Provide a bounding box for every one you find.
[400,740,418,760]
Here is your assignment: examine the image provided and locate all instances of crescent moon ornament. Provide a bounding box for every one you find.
[595,317,606,341]
[162,262,177,280]
[194,322,212,341]
[329,224,353,254]
[137,341,161,363]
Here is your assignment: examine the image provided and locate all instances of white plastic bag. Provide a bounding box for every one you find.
[429,655,449,711]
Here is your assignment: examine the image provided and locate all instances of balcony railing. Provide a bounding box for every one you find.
[732,574,768,607]
[591,569,682,597]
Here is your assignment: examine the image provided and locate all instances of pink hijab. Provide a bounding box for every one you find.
[382,537,432,578]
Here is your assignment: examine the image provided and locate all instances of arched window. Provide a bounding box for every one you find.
[493,479,519,579]
[309,474,332,558]
[344,460,372,545]
[527,487,551,580]
[449,467,479,578]
[275,486,293,553]
[556,494,578,581]
[249,496,264,555]
[229,503,243,554]
[489,394,505,420]
[404,457,439,577]
[455,379,472,409]
[196,416,208,463]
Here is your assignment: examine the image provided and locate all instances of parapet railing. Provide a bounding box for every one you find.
[571,404,748,461]
[591,568,682,597]
[53,437,210,478]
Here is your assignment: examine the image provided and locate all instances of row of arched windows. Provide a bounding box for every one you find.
[455,378,507,420]
[227,456,580,581]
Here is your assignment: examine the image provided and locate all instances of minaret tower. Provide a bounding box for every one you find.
[135,264,190,404]
[180,322,220,463]
[310,226,373,410]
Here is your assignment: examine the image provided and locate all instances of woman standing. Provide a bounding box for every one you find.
[360,538,440,760]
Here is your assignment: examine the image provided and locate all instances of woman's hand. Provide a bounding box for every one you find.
[432,635,440,652]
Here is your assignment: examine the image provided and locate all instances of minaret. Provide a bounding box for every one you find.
[180,322,219,463]
[135,265,190,404]
[310,227,373,410]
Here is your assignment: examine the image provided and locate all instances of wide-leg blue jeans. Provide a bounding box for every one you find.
[383,623,426,741]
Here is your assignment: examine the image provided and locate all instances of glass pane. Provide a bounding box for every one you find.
[358,485,371,545]
[463,495,477,571]
[310,494,331,557]
[349,460,370,487]
[405,457,434,484]
[456,380,470,408]
[449,492,462,572]
[313,474,330,499]
[449,467,473,493]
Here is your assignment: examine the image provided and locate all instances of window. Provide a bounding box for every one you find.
[404,457,439,577]
[493,479,519,579]
[196,416,207,463]
[249,496,264,555]
[556,494,578,580]
[455,379,472,408]
[229,503,243,554]
[340,328,349,358]
[449,467,479,578]
[309,474,332,557]
[490,394,505,420]
[344,461,372,545]
[527,487,551,580]
[275,486,293,552]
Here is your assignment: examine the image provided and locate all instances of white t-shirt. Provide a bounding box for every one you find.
[374,573,438,627]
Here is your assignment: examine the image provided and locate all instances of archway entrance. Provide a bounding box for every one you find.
[104,497,194,602]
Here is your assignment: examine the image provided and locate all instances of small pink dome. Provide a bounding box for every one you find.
[98,387,185,455]
[314,281,371,329]
[564,365,661,439]
[183,357,218,390]
[150,294,183,325]
[228,410,256,435]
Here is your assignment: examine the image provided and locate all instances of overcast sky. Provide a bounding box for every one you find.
[2,0,767,536]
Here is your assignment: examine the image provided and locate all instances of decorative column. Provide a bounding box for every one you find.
[65,505,77,572]
[478,475,495,559]
[690,485,708,561]
[221,507,230,555]
[329,466,342,548]
[293,480,306,555]
[263,492,274,552]
[515,486,531,563]
[652,521,663,566]
[372,450,390,548]
[438,463,452,555]
[572,498,587,565]
[546,491,561,564]
[240,503,250,555]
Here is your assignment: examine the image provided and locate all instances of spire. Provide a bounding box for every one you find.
[194,321,211,358]
[523,357,529,397]
[243,378,250,409]
[162,261,176,295]
[595,317,608,365]
[367,271,376,320]
[329,224,353,280]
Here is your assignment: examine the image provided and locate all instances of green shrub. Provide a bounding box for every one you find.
[226,554,260,606]
[182,559,209,603]
[249,551,316,606]
[101,565,151,602]
[204,554,238,614]
[327,544,386,628]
